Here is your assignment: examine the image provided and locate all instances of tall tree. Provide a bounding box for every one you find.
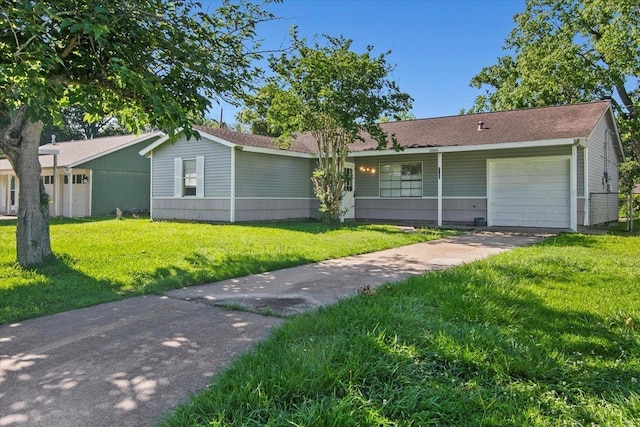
[240,30,412,222]
[467,0,640,160]
[40,106,131,144]
[1,0,273,266]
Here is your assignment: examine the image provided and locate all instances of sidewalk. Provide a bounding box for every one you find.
[0,230,551,427]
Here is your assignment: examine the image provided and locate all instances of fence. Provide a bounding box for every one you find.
[590,192,640,226]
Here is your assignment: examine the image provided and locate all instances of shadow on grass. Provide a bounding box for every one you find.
[162,244,640,426]
[233,221,449,236]
[0,248,316,324]
[0,253,132,324]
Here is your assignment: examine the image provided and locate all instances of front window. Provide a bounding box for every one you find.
[379,162,422,197]
[183,159,197,196]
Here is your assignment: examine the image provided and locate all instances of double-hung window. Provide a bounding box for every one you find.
[174,157,204,197]
[182,159,197,196]
[379,162,422,197]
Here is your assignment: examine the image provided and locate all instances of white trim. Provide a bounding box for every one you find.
[442,196,487,200]
[149,151,154,218]
[195,156,205,198]
[230,148,236,223]
[38,148,60,156]
[583,147,589,226]
[173,158,182,197]
[354,196,485,200]
[487,155,572,228]
[88,170,93,216]
[139,129,236,157]
[235,197,316,200]
[239,145,315,159]
[355,196,439,200]
[349,137,577,157]
[570,145,578,231]
[152,197,231,200]
[437,152,442,227]
[67,168,73,217]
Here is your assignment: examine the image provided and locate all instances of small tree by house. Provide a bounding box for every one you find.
[239,30,412,222]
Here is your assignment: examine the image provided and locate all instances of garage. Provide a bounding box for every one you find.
[488,156,571,228]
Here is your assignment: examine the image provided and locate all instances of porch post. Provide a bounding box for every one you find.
[583,147,589,226]
[570,145,578,231]
[67,168,73,217]
[437,152,443,227]
[52,153,57,217]
[230,147,236,223]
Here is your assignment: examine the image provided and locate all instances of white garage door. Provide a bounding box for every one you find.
[488,157,571,228]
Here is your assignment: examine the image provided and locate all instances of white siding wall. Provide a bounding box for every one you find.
[586,114,620,194]
[585,113,621,224]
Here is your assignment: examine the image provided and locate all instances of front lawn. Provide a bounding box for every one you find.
[160,233,640,426]
[0,218,452,324]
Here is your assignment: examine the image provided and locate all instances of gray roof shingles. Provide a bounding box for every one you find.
[205,101,611,154]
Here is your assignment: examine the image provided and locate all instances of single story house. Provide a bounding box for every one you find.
[0,132,163,217]
[140,101,624,230]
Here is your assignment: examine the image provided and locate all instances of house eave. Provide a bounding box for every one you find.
[68,131,164,168]
[347,137,580,157]
[139,129,236,157]
[239,145,316,159]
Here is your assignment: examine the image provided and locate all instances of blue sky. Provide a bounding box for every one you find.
[208,0,526,124]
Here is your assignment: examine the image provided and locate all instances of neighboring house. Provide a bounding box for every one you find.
[140,101,624,230]
[0,132,163,217]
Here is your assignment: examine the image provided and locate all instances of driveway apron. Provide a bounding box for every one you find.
[0,230,551,426]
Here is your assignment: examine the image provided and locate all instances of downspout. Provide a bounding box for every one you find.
[149,151,153,219]
[230,147,236,223]
[583,146,589,226]
[52,153,57,216]
[88,170,93,216]
[570,143,578,232]
[66,167,73,217]
[437,152,443,227]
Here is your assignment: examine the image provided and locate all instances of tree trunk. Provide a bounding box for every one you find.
[1,106,52,267]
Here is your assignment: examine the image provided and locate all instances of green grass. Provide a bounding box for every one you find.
[160,233,640,426]
[0,218,453,324]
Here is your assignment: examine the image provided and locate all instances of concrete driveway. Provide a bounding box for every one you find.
[0,230,551,426]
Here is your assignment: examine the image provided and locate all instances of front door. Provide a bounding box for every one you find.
[341,162,355,221]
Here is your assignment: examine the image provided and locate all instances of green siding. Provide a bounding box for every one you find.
[91,170,150,215]
[355,146,572,198]
[77,139,155,216]
[235,151,315,198]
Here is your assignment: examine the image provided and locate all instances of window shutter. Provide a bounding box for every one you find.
[196,156,205,197]
[174,158,183,197]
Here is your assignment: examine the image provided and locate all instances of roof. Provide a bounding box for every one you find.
[0,132,163,171]
[139,101,618,158]
[293,100,614,152]
[193,126,318,154]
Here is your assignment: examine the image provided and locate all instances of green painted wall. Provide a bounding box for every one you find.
[78,139,155,216]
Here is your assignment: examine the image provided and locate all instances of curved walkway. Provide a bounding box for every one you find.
[0,230,551,427]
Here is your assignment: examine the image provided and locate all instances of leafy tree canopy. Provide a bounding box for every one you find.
[0,0,274,266]
[39,107,130,144]
[238,28,413,146]
[239,28,412,221]
[467,0,640,160]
